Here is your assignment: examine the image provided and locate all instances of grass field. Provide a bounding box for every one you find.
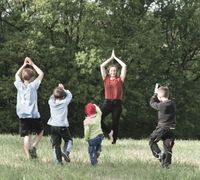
[0,135,200,180]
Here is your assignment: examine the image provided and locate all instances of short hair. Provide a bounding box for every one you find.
[157,86,169,98]
[53,87,65,99]
[21,68,35,81]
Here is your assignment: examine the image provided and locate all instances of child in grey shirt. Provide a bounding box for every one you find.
[47,83,73,164]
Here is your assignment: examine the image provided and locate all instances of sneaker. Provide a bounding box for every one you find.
[160,153,166,164]
[58,161,64,166]
[29,146,37,159]
[162,163,170,169]
[112,140,116,144]
[62,152,70,162]
[161,152,171,168]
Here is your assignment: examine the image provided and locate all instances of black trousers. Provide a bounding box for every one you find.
[149,127,175,166]
[101,99,122,143]
[50,126,73,162]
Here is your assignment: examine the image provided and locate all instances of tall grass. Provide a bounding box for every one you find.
[0,135,200,180]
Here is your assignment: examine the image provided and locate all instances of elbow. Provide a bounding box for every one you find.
[41,72,44,77]
[39,72,44,79]
[69,92,73,99]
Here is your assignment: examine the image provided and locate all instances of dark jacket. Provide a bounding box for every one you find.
[150,94,176,129]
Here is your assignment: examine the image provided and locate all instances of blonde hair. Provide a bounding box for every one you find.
[21,68,35,81]
[157,86,169,98]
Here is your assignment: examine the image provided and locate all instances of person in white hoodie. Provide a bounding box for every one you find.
[47,83,73,164]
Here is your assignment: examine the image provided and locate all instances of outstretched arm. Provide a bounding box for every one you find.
[26,57,44,81]
[113,50,126,82]
[100,50,114,80]
[15,59,28,80]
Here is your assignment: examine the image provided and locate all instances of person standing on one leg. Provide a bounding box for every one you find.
[84,103,104,166]
[14,57,44,159]
[47,84,73,165]
[149,83,176,168]
[100,50,126,144]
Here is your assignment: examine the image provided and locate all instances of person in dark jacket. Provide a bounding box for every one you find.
[149,83,176,168]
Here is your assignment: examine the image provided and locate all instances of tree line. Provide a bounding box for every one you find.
[1,0,200,138]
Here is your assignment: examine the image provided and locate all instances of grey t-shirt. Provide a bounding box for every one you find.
[47,90,72,127]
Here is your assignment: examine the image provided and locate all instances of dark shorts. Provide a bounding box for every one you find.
[19,118,44,137]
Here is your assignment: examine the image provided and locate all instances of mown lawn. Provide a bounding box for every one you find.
[0,135,200,180]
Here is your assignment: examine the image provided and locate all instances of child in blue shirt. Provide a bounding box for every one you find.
[47,84,73,164]
[14,57,44,159]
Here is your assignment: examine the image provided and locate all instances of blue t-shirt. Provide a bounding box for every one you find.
[47,90,72,127]
[14,76,41,118]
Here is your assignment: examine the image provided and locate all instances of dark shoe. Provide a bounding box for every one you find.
[112,141,116,144]
[62,152,70,162]
[29,146,37,159]
[58,161,64,166]
[162,152,172,168]
[96,151,100,159]
[162,163,170,169]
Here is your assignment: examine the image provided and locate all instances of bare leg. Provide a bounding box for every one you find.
[24,135,31,159]
[108,130,113,142]
[32,130,44,147]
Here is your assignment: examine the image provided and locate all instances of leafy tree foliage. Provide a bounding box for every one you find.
[0,0,200,138]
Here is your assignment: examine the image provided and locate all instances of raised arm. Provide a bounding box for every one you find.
[15,59,27,80]
[26,57,44,81]
[150,94,160,110]
[94,104,102,117]
[100,50,114,80]
[149,84,160,110]
[113,50,126,82]
[58,83,72,105]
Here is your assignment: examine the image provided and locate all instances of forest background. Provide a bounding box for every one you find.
[1,0,200,139]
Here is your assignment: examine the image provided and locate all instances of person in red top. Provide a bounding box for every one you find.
[100,50,126,144]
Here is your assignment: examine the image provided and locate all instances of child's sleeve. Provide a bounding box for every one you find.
[84,123,90,141]
[63,90,72,105]
[48,95,54,105]
[94,104,102,117]
[149,94,160,110]
[30,78,41,90]
[14,76,23,90]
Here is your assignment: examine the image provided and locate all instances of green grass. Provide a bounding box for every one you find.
[0,135,200,180]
